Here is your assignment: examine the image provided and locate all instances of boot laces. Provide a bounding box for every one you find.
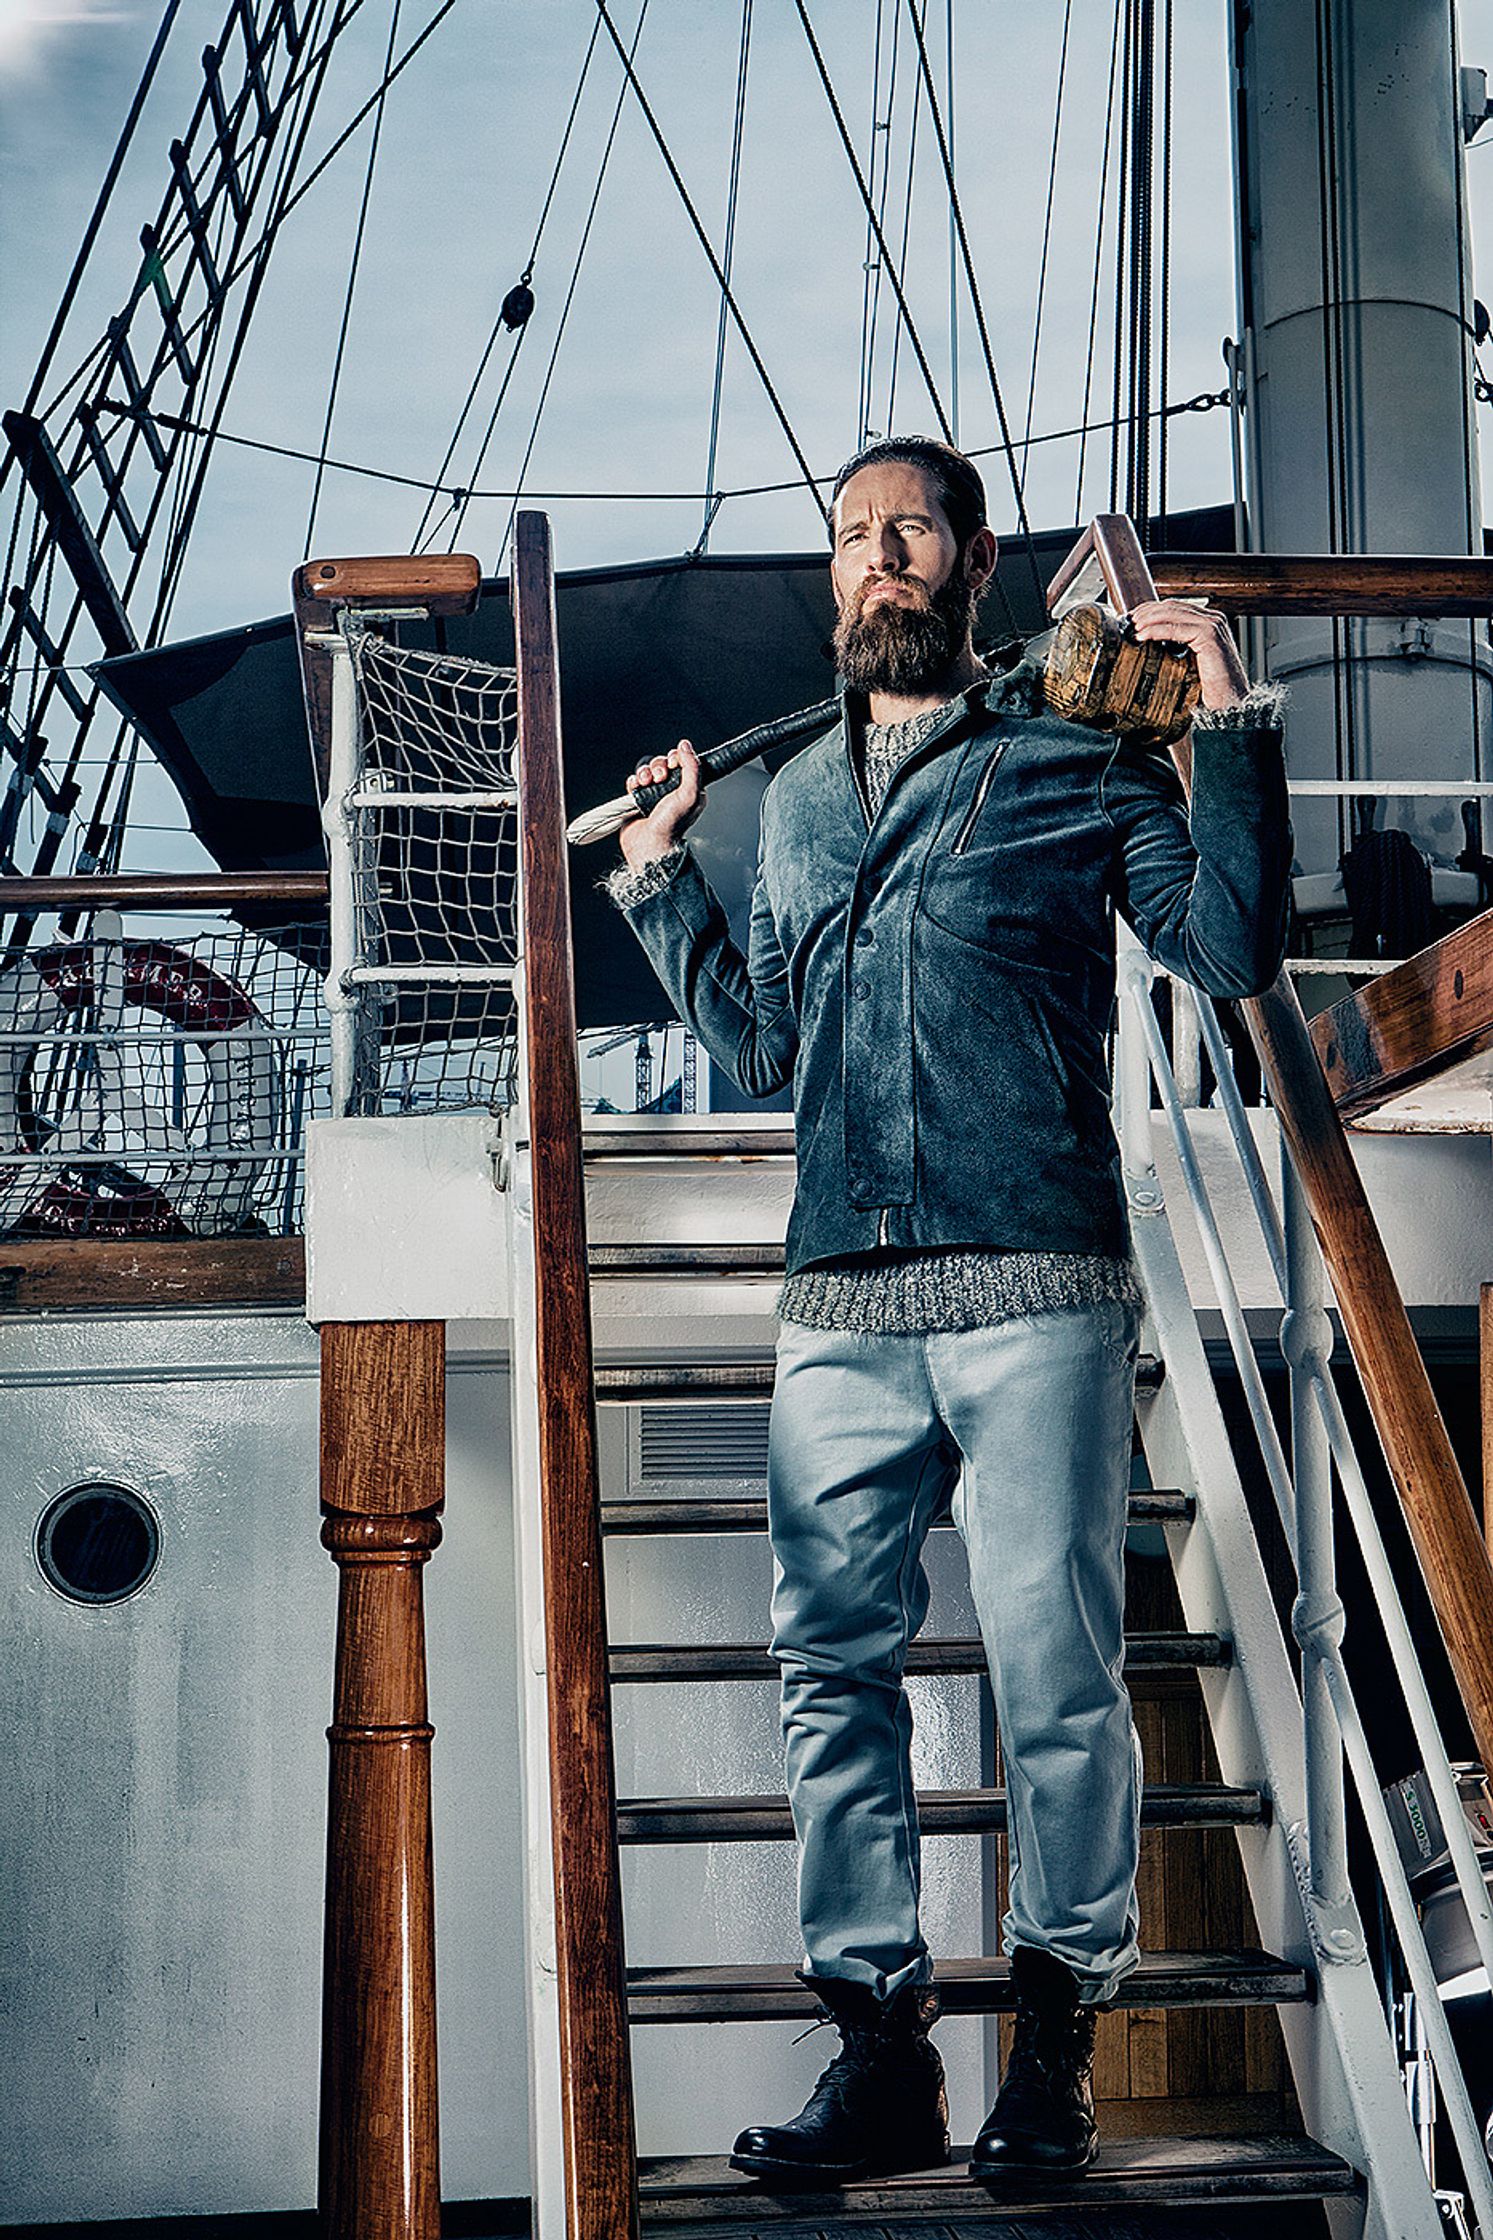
[1007,1999,1096,2092]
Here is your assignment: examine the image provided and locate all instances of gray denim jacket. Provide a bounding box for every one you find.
[615,659,1291,1276]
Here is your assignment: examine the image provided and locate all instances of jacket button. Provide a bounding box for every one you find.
[856,926,875,947]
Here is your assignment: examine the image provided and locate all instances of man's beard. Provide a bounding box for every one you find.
[833,556,980,694]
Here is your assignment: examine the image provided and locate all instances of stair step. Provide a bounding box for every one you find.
[617,1783,1267,1845]
[591,1244,788,1277]
[611,1630,1230,1683]
[601,1486,1193,1535]
[595,1361,778,1401]
[586,1125,797,1160]
[627,1949,1307,2023]
[595,1354,1164,1400]
[636,2132,1360,2226]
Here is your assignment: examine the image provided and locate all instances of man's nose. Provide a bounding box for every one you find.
[868,526,906,571]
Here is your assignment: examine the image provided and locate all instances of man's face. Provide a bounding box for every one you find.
[829,461,990,694]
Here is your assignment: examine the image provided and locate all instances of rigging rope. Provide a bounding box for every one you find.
[591,0,825,526]
[1020,0,1074,479]
[698,0,754,555]
[10,0,185,442]
[900,0,1044,611]
[884,0,928,433]
[493,0,653,566]
[856,0,897,448]
[105,387,1228,508]
[305,0,405,553]
[1156,0,1173,541]
[149,0,355,634]
[1108,0,1131,511]
[36,0,385,429]
[944,0,958,442]
[1075,0,1122,522]
[410,7,603,552]
[1313,0,1354,836]
[792,0,953,445]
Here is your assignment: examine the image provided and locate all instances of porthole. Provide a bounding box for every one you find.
[35,1482,160,1605]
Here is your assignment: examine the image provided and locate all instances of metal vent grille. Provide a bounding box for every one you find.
[637,1404,771,1481]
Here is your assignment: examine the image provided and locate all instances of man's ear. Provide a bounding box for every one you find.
[965,526,999,595]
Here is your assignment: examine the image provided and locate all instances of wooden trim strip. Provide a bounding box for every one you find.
[0,1236,305,1314]
[0,872,329,911]
[513,511,640,2240]
[1145,552,1493,616]
[1308,907,1493,1118]
[1051,539,1493,617]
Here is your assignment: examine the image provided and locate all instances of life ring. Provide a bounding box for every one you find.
[0,940,279,1238]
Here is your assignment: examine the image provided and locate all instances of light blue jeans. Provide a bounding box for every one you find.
[767,1300,1144,2007]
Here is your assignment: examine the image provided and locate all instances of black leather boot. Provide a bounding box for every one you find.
[729,1974,950,2187]
[969,1946,1100,2179]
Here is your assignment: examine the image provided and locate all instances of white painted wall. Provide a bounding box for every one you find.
[2,1311,526,2222]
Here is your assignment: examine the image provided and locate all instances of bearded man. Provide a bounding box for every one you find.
[606,436,1290,2186]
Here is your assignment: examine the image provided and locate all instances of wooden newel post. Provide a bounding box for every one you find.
[318,1319,446,2240]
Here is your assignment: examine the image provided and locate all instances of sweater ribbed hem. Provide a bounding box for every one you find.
[1192,679,1288,730]
[777,1247,1143,1335]
[604,844,689,909]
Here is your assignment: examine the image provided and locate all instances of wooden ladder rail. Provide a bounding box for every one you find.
[1059,513,1493,1778]
[513,510,641,2240]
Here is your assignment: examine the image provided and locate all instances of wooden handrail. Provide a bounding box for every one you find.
[0,871,329,910]
[1064,541,1493,617]
[295,554,482,800]
[512,511,640,2239]
[1071,515,1493,1776]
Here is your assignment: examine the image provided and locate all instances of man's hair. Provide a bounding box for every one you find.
[828,436,988,551]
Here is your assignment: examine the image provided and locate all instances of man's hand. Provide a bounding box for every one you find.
[1125,599,1250,711]
[619,739,703,870]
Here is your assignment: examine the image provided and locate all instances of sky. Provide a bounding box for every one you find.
[8,0,1493,882]
[3,0,1256,636]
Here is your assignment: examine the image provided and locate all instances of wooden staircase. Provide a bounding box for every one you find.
[579,1237,1360,2236]
[494,513,1410,2236]
[310,520,1493,2238]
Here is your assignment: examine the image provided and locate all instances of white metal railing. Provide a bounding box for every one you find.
[0,905,325,1238]
[1115,921,1493,2227]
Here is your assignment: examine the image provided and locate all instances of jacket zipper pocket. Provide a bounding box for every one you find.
[950,740,1010,855]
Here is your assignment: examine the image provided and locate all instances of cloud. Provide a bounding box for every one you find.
[0,0,137,76]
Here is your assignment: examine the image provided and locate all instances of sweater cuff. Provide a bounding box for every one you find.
[1192,679,1288,731]
[603,845,689,909]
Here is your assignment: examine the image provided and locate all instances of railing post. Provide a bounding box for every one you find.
[1279,1147,1352,1924]
[1071,510,1493,1780]
[511,510,639,2240]
[318,1318,445,2240]
[317,622,362,1116]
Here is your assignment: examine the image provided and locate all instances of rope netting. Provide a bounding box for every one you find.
[341,630,522,1115]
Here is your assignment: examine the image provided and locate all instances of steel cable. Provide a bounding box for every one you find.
[410,8,604,552]
[900,0,1045,609]
[592,0,825,523]
[698,0,755,554]
[305,0,405,553]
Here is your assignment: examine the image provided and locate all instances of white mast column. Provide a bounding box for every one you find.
[1230,0,1493,887]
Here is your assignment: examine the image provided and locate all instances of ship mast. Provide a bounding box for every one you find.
[1229,0,1492,901]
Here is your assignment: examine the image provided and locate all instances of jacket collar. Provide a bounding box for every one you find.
[830,637,1047,745]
